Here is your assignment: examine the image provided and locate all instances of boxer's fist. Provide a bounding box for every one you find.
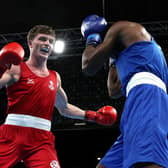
[0,42,24,66]
[85,106,117,126]
[0,42,24,77]
[81,14,107,38]
[81,14,107,46]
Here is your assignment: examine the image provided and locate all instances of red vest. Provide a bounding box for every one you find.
[7,62,58,120]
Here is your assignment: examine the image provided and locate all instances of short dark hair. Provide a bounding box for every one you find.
[27,25,56,41]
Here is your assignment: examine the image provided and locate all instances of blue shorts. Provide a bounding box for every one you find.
[99,84,168,168]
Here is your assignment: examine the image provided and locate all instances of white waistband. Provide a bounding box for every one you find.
[5,114,51,131]
[126,72,167,97]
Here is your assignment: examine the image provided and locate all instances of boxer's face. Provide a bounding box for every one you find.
[29,33,55,58]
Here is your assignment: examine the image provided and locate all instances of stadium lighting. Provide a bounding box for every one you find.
[54,40,65,53]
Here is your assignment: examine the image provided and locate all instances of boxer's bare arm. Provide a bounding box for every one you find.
[107,65,122,99]
[54,72,117,126]
[54,72,86,119]
[0,65,20,89]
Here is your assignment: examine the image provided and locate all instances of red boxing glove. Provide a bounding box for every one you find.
[0,42,24,78]
[85,106,117,126]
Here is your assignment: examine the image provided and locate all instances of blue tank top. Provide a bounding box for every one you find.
[115,40,168,95]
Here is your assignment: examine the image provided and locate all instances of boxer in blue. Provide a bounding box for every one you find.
[81,14,168,168]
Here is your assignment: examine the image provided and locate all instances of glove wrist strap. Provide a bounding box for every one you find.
[86,33,102,47]
[85,111,97,121]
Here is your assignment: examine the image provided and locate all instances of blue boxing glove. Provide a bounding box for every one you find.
[81,14,107,46]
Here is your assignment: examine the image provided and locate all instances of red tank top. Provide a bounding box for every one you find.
[6,62,58,120]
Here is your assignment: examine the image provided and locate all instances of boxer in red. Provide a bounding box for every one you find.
[0,25,117,168]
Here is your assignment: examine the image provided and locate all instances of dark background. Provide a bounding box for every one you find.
[0,0,167,33]
[0,0,168,167]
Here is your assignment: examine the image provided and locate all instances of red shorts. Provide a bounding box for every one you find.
[0,124,61,168]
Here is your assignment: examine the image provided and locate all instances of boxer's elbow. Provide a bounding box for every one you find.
[108,87,123,99]
[82,54,96,76]
[82,65,97,76]
[82,61,97,76]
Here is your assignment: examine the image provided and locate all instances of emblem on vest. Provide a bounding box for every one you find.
[48,80,55,90]
[27,78,35,84]
[50,160,60,168]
